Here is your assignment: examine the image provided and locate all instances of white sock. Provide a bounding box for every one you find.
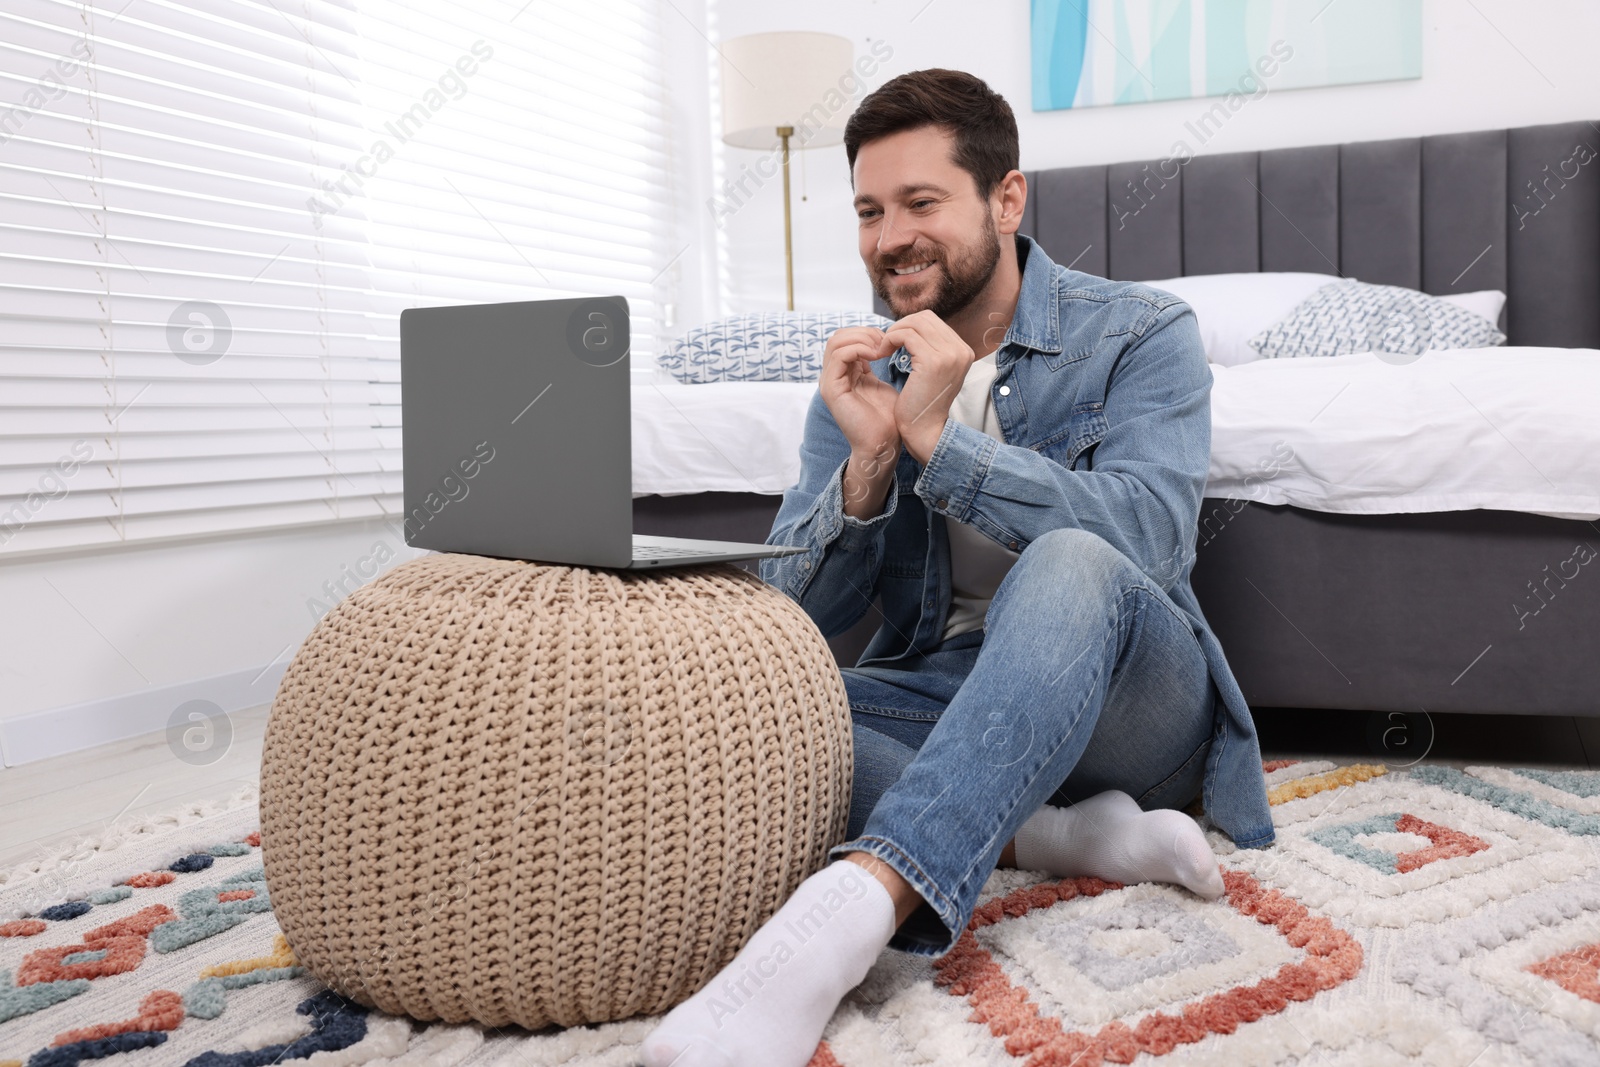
[639,859,897,1067]
[1012,789,1225,900]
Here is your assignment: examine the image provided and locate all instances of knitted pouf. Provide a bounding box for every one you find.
[259,552,852,1029]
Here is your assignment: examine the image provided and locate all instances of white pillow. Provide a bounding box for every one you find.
[1435,289,1506,329]
[1137,272,1335,366]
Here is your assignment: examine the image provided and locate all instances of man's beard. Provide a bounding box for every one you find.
[871,222,1001,321]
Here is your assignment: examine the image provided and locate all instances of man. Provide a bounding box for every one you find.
[642,68,1275,1067]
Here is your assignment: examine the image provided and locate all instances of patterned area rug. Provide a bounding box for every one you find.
[4,759,1600,1067]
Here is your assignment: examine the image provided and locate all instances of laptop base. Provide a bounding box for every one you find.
[625,534,804,569]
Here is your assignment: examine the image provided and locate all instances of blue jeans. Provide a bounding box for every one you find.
[828,527,1219,957]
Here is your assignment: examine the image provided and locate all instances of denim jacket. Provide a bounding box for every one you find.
[760,234,1276,850]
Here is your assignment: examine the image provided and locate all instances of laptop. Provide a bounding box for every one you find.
[399,295,806,569]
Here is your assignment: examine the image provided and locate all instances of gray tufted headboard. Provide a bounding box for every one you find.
[875,119,1600,349]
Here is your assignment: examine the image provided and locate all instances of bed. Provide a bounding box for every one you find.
[633,118,1600,720]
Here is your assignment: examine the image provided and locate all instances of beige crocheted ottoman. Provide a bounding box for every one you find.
[260,552,852,1029]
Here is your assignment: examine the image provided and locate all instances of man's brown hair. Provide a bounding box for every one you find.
[843,69,1019,198]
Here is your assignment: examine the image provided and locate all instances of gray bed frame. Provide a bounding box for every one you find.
[636,119,1600,719]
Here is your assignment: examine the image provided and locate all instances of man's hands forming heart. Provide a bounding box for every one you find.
[821,311,975,517]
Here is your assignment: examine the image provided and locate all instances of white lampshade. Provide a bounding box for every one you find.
[719,32,856,150]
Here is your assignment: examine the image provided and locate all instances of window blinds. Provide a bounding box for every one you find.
[0,0,675,555]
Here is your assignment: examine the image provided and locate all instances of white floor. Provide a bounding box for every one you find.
[0,703,270,872]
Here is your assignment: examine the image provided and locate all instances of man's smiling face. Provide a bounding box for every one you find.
[852,124,1001,322]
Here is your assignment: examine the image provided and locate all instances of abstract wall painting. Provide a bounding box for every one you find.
[1031,0,1422,111]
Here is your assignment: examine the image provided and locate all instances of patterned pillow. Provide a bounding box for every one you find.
[658,311,893,383]
[1247,279,1507,359]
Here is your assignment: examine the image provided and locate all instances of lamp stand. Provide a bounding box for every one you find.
[778,124,794,310]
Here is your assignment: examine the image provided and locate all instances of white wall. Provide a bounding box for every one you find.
[704,0,1600,315]
[0,517,425,762]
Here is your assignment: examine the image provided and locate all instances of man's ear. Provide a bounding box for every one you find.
[994,170,1027,237]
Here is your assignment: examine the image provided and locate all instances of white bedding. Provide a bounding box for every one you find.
[633,349,1600,520]
[1207,347,1600,520]
[632,378,814,495]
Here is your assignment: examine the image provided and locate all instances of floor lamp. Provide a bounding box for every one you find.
[719,32,854,311]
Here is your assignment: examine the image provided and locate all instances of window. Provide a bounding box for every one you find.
[0,0,676,554]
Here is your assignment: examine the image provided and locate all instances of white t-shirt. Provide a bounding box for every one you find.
[941,352,1020,640]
